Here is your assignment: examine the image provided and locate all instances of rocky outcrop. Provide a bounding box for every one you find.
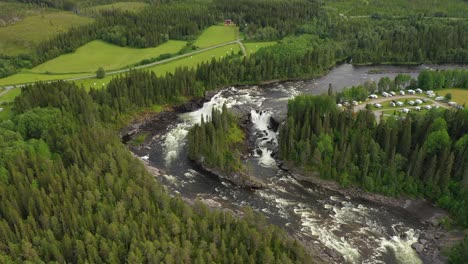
[190,160,266,189]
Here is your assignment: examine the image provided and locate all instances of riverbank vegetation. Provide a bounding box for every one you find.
[188,105,245,173]
[279,92,468,228]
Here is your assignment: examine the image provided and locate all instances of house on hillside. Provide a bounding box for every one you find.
[224,19,234,26]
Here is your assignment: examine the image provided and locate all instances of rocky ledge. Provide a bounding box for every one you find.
[190,159,266,189]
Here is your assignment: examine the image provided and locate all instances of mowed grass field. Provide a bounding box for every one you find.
[0,72,86,86]
[76,43,242,89]
[243,42,277,54]
[0,11,93,55]
[193,26,238,48]
[439,88,468,105]
[32,40,187,74]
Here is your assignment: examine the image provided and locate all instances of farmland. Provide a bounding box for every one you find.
[76,43,242,89]
[0,10,93,55]
[31,40,187,74]
[193,25,238,48]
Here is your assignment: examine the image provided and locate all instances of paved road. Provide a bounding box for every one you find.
[0,39,243,97]
[353,95,450,121]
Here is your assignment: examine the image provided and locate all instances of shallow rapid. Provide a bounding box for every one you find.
[138,64,466,263]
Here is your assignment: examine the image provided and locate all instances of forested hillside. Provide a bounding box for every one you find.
[2,0,468,79]
[279,93,468,227]
[0,81,313,263]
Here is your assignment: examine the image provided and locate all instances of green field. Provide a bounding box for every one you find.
[0,88,21,103]
[439,88,468,105]
[82,2,149,14]
[32,40,187,74]
[243,42,277,54]
[0,72,87,86]
[76,43,242,89]
[0,11,93,55]
[193,26,238,48]
[325,0,468,18]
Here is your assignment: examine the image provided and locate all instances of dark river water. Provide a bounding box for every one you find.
[136,63,467,264]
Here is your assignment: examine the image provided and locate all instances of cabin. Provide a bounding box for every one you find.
[402,108,410,113]
[415,88,423,94]
[396,101,404,107]
[408,101,415,106]
[415,106,421,111]
[407,89,416,95]
[435,96,445,101]
[390,91,396,96]
[415,99,423,105]
[424,105,432,110]
[382,92,390,97]
[374,103,382,108]
[399,91,405,95]
[369,94,378,99]
[390,102,396,107]
[224,19,234,26]
[448,101,457,107]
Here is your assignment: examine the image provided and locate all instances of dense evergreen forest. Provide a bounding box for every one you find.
[0,81,313,263]
[188,106,245,173]
[279,92,468,227]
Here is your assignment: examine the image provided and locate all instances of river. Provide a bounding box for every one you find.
[133,63,466,263]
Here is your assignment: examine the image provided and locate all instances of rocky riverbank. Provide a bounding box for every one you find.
[277,161,463,264]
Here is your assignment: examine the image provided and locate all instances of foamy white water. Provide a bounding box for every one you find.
[250,110,278,167]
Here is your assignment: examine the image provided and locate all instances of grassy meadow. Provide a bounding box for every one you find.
[32,40,187,74]
[193,26,238,48]
[243,42,277,54]
[0,10,93,55]
[76,43,242,89]
[439,88,468,105]
[0,72,87,86]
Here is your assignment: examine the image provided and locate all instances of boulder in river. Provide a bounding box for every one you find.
[411,243,424,253]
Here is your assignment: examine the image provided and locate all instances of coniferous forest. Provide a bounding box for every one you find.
[188,105,245,173]
[1,81,313,263]
[279,94,468,227]
[1,0,468,262]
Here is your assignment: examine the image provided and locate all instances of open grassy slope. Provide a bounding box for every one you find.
[0,10,93,55]
[32,40,187,74]
[243,42,277,54]
[0,72,85,86]
[193,25,238,48]
[76,43,242,88]
[439,88,468,105]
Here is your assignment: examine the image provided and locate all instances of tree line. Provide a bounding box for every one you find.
[1,80,314,263]
[279,94,468,227]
